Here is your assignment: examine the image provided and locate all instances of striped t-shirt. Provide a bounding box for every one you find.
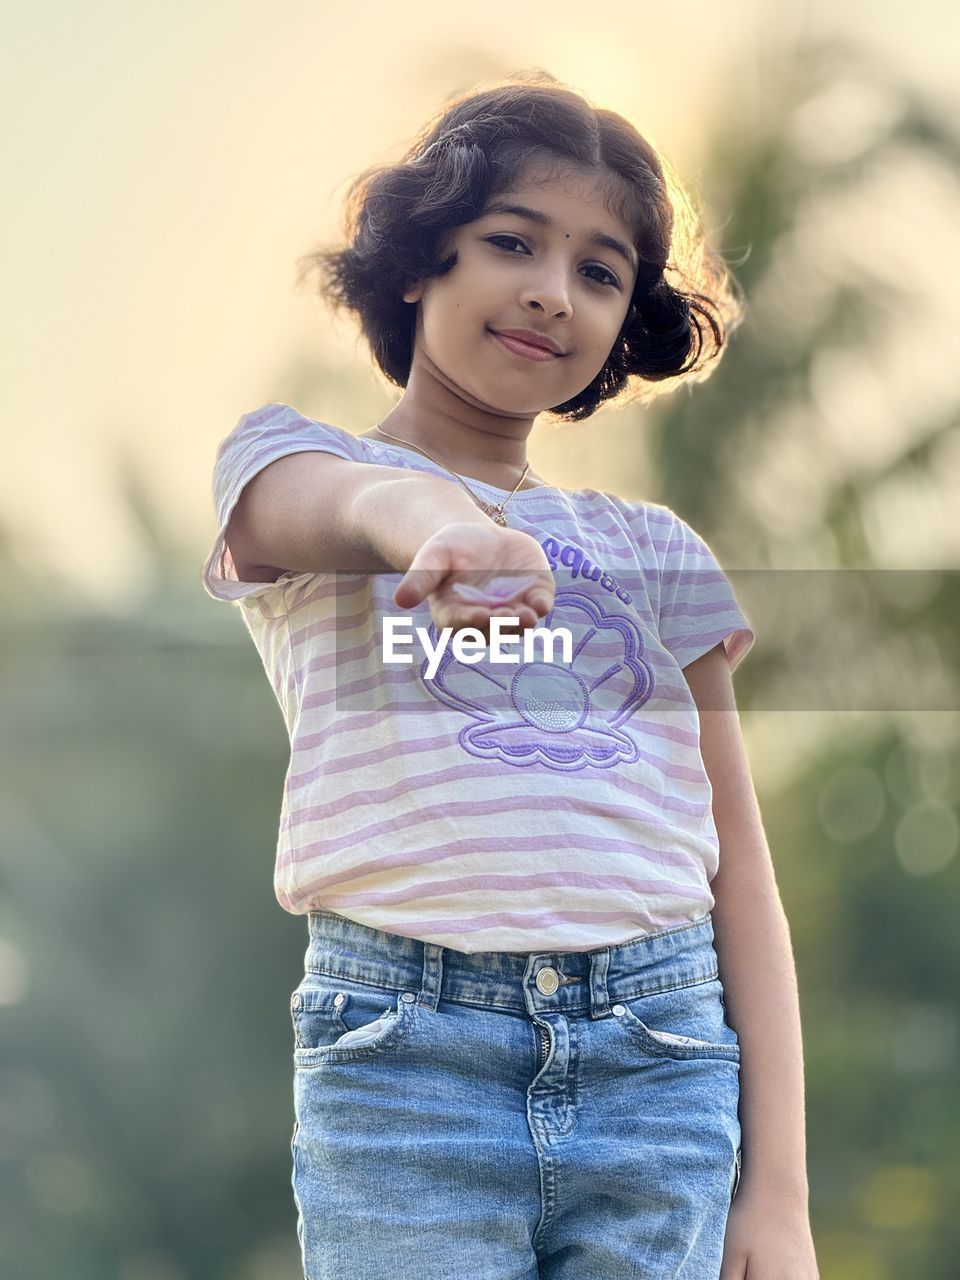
[202,402,755,954]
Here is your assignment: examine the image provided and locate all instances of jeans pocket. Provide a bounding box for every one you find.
[290,973,416,1064]
[616,976,741,1062]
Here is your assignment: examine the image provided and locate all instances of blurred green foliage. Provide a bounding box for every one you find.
[2,31,959,1280]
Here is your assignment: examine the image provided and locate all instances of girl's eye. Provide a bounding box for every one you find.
[582,263,621,289]
[484,235,620,289]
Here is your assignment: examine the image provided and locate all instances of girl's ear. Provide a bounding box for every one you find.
[403,280,424,305]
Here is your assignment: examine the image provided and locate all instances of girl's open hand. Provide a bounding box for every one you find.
[393,521,556,639]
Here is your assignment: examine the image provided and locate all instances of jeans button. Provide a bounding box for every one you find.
[536,967,560,995]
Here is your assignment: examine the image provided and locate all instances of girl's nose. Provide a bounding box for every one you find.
[521,289,573,320]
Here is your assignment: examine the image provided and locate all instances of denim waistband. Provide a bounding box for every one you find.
[303,911,720,1018]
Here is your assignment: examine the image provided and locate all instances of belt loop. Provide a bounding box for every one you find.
[419,942,444,1011]
[588,946,612,1018]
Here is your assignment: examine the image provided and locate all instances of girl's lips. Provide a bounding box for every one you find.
[490,330,560,362]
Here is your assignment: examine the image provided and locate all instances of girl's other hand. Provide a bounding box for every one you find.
[393,521,556,639]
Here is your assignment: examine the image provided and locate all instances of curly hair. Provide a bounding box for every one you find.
[296,70,745,422]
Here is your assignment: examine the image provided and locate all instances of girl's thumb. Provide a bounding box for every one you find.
[394,564,444,609]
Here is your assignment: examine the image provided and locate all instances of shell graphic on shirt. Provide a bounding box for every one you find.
[420,588,654,771]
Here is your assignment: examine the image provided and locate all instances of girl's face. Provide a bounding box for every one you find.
[403,166,640,416]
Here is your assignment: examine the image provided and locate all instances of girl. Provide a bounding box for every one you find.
[202,73,818,1280]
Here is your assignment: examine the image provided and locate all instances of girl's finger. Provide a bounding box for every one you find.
[527,589,555,615]
[394,566,445,608]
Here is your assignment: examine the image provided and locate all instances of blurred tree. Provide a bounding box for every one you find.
[636,33,960,1280]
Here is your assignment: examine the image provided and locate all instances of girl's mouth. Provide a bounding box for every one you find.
[489,330,560,362]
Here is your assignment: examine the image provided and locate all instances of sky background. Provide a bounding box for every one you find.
[1,0,956,610]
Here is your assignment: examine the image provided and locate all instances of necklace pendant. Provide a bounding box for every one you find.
[478,500,507,525]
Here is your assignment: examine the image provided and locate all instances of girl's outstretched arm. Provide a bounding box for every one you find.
[683,642,820,1280]
[225,449,555,633]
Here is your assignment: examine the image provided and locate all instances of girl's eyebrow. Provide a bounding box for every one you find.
[479,200,638,272]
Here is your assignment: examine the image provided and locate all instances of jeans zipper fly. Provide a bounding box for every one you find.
[536,1020,551,1068]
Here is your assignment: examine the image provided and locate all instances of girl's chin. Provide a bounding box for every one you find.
[473,379,583,415]
[423,351,579,413]
[468,376,581,415]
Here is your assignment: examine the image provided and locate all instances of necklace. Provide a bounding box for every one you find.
[369,422,530,527]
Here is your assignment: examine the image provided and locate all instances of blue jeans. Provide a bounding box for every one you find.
[290,910,742,1279]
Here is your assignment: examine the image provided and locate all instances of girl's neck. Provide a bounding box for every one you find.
[363,423,547,491]
[358,349,548,489]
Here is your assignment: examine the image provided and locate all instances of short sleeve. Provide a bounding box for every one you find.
[201,403,361,604]
[657,511,755,673]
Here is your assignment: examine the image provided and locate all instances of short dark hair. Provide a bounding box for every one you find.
[296,71,745,422]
